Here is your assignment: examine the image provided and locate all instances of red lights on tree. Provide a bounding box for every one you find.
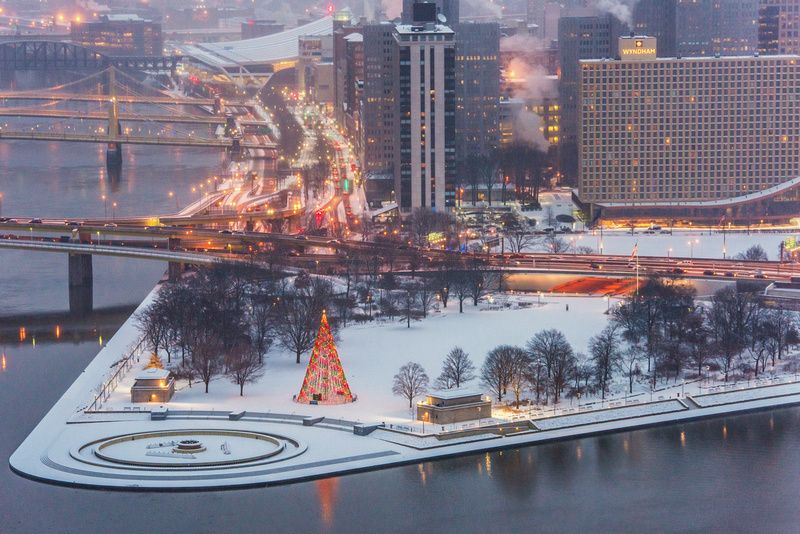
[297,312,354,405]
[327,4,334,14]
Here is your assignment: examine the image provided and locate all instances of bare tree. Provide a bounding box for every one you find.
[482,344,526,404]
[542,234,570,254]
[398,289,417,328]
[477,152,499,206]
[452,271,471,313]
[621,345,642,394]
[527,329,574,404]
[589,326,622,399]
[189,333,223,394]
[274,277,332,363]
[136,301,168,361]
[392,362,430,407]
[249,283,276,363]
[225,340,265,396]
[504,226,536,253]
[435,347,477,389]
[507,346,531,408]
[414,277,438,318]
[708,286,761,381]
[734,244,768,261]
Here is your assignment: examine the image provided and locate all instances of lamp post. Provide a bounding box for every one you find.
[112,202,117,222]
[102,195,107,218]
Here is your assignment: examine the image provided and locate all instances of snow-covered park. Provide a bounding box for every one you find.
[12,227,800,489]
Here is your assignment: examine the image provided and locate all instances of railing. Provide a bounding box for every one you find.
[86,336,145,412]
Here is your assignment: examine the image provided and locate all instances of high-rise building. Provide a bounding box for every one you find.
[333,25,365,141]
[402,0,460,24]
[454,22,500,158]
[359,1,499,212]
[70,15,163,56]
[759,0,800,55]
[558,14,627,183]
[361,23,397,179]
[578,38,800,222]
[676,0,758,57]
[632,0,677,57]
[393,23,457,211]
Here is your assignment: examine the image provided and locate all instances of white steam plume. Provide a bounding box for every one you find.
[595,0,639,27]
[505,56,553,149]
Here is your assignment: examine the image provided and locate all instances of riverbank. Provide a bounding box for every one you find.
[11,285,800,490]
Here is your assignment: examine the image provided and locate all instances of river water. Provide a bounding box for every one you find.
[2,91,800,533]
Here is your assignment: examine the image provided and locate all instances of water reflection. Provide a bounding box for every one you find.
[315,477,338,528]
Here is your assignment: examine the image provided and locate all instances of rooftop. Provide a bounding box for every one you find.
[135,368,171,381]
[427,388,484,400]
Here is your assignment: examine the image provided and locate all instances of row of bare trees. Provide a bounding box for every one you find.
[455,143,550,208]
[479,327,622,408]
[136,263,333,395]
[613,278,800,386]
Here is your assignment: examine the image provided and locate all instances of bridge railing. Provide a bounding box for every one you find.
[87,336,145,412]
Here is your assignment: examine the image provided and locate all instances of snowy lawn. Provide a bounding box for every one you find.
[530,399,687,431]
[103,294,609,427]
[692,381,800,408]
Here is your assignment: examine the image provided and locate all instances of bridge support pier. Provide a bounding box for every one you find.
[168,261,185,282]
[107,142,123,168]
[68,253,93,316]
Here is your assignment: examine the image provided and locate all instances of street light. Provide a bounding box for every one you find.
[112,202,117,222]
[688,239,698,260]
[102,195,107,218]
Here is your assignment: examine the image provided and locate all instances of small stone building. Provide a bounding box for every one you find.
[130,368,175,403]
[416,388,491,425]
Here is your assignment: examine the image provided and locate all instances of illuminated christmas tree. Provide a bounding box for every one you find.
[297,311,354,405]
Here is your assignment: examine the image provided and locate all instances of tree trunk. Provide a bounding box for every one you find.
[240,383,244,396]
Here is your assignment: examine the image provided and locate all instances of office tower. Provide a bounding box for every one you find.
[759,0,800,55]
[361,23,397,178]
[579,39,800,222]
[393,22,457,211]
[454,22,500,158]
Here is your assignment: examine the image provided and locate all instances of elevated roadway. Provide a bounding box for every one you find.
[0,107,273,126]
[0,92,215,105]
[0,130,275,149]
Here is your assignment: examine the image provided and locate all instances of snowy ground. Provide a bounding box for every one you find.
[102,294,608,427]
[12,230,800,489]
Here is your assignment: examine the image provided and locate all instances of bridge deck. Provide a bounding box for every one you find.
[0,239,226,264]
[0,92,215,105]
[0,131,275,149]
[0,108,271,126]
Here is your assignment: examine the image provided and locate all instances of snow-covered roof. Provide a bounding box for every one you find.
[344,33,363,42]
[427,388,484,400]
[135,368,171,381]
[597,175,800,209]
[184,17,333,68]
[103,14,144,22]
